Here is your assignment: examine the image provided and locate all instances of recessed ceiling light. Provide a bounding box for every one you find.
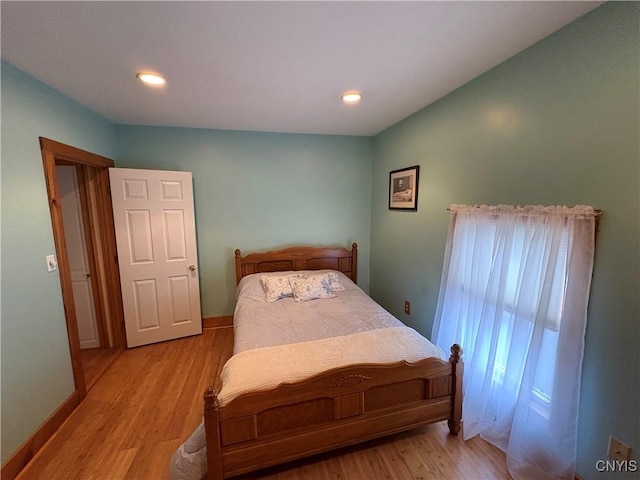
[137,72,166,87]
[341,91,363,104]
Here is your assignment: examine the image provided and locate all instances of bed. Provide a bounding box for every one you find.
[171,243,462,480]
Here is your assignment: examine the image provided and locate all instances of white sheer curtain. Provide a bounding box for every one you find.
[432,205,596,480]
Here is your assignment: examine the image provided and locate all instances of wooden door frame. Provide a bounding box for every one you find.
[40,137,126,399]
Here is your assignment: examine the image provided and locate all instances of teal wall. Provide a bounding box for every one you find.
[1,61,117,462]
[116,126,373,316]
[370,3,639,479]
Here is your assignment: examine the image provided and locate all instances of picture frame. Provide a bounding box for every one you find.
[389,165,419,211]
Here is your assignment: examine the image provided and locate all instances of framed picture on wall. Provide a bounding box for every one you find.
[389,165,419,211]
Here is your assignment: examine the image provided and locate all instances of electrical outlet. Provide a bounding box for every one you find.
[404,300,411,315]
[608,436,631,462]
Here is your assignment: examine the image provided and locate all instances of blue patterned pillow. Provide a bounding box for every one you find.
[324,271,346,291]
[262,274,298,302]
[289,274,336,302]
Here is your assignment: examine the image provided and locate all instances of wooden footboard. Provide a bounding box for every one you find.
[203,344,463,479]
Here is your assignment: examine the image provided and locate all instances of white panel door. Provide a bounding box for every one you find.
[109,168,202,347]
[56,166,100,349]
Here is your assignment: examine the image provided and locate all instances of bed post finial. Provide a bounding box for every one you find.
[351,243,358,284]
[204,385,219,410]
[448,344,463,436]
[204,386,223,480]
[449,343,462,364]
[235,249,243,285]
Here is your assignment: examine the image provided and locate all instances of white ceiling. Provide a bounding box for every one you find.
[1,1,602,136]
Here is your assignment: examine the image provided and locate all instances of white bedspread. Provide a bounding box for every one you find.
[219,325,445,406]
[233,270,406,353]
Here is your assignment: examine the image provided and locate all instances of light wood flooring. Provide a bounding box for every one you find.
[18,328,510,480]
[80,346,122,390]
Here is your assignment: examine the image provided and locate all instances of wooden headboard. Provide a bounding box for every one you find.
[234,243,358,285]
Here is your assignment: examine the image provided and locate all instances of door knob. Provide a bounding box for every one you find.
[188,264,197,271]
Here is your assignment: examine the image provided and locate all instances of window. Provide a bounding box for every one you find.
[432,204,596,479]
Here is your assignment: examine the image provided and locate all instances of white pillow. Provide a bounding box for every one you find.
[262,274,298,302]
[289,274,336,302]
[324,271,346,291]
[298,271,345,291]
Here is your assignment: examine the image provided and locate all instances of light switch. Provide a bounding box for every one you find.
[46,254,58,272]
